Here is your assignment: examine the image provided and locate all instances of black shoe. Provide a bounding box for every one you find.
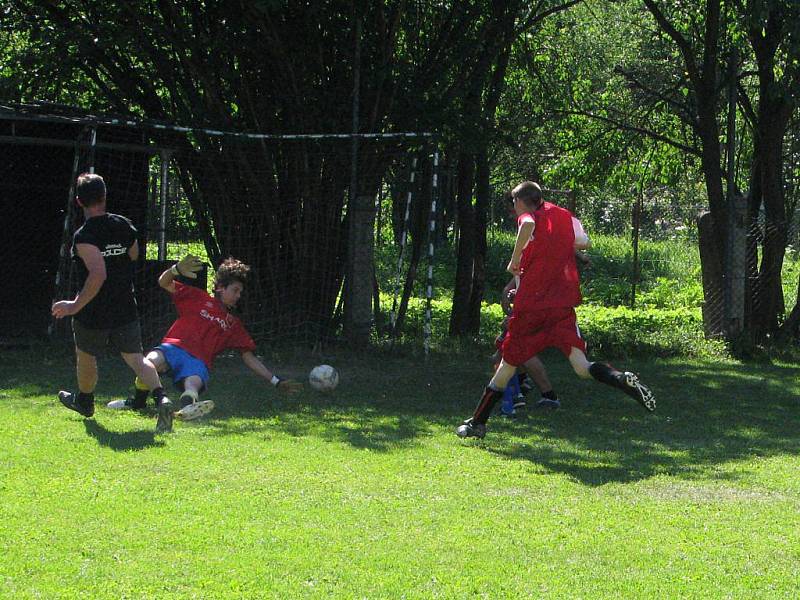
[519,375,535,396]
[534,397,561,410]
[512,394,527,410]
[58,390,94,418]
[156,396,174,433]
[619,372,655,412]
[456,418,486,439]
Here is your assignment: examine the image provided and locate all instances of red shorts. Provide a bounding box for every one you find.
[501,307,586,366]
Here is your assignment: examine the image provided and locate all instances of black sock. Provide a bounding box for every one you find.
[472,386,503,425]
[151,387,165,403]
[541,390,558,400]
[589,362,622,388]
[133,388,149,405]
[77,392,94,406]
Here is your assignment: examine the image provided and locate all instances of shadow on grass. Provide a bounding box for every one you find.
[6,346,800,484]
[211,353,799,487]
[83,419,165,451]
[198,407,433,453]
[480,359,800,485]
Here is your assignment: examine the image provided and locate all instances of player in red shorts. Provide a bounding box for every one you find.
[457,181,655,439]
[109,256,301,432]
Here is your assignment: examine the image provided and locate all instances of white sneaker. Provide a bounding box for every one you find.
[106,398,144,410]
[175,400,215,421]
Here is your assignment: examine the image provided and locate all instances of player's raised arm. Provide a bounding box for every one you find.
[158,254,203,293]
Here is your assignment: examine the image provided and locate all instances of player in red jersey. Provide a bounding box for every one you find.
[109,256,300,432]
[457,181,655,439]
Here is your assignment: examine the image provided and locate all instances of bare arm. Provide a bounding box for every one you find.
[241,351,303,393]
[159,254,204,293]
[51,243,106,318]
[507,221,535,275]
[158,264,178,293]
[572,217,591,250]
[128,239,140,261]
[241,350,277,383]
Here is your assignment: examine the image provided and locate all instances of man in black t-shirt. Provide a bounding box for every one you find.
[52,173,174,433]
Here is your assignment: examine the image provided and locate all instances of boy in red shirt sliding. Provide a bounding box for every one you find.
[457,181,655,439]
[109,256,300,432]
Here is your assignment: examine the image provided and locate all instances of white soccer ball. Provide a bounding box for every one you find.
[309,364,339,392]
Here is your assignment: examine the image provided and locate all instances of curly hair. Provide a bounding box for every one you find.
[214,257,251,289]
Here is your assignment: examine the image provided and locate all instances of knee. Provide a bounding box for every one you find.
[146,351,166,372]
[573,364,591,379]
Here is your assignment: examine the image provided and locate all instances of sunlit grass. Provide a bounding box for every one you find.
[2,346,799,597]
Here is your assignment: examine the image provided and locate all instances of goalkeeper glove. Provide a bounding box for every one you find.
[270,375,303,393]
[171,254,203,279]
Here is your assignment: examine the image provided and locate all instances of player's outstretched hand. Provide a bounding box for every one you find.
[277,379,303,394]
[176,254,203,279]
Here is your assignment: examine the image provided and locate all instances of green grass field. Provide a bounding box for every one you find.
[2,344,799,598]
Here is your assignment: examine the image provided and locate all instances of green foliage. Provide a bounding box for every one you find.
[576,305,725,359]
[376,231,723,358]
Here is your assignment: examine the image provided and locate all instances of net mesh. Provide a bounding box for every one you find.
[1,107,798,348]
[0,114,435,347]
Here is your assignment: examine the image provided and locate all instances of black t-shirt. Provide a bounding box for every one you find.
[71,213,139,329]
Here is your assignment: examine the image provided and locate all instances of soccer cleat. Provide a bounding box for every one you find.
[58,390,94,418]
[155,396,174,433]
[534,397,561,410]
[512,394,527,410]
[619,372,656,412]
[175,400,215,421]
[106,397,147,410]
[456,418,486,439]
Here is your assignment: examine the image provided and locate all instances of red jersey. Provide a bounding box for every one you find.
[514,201,581,311]
[161,282,256,368]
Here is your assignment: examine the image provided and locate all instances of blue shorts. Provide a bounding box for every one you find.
[155,344,210,390]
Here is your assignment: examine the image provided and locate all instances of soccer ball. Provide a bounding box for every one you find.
[309,364,339,392]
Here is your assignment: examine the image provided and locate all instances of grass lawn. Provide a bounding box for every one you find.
[1,343,799,598]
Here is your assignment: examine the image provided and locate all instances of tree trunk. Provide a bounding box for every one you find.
[776,272,800,344]
[466,149,490,334]
[344,193,378,348]
[698,211,724,337]
[449,152,476,336]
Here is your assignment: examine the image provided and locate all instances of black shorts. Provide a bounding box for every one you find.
[72,318,143,356]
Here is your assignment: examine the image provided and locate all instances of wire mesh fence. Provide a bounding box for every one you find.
[2,105,798,351]
[0,107,440,349]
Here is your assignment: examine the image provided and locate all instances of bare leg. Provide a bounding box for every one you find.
[522,355,553,391]
[568,347,592,379]
[569,347,655,411]
[121,352,163,391]
[488,360,518,390]
[58,347,98,416]
[181,375,204,397]
[76,348,98,393]
[110,350,169,411]
[146,349,168,372]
